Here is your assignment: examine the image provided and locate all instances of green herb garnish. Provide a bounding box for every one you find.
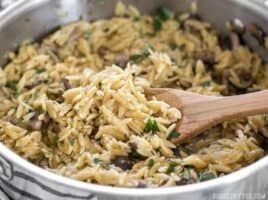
[93,158,102,164]
[145,32,157,37]
[144,119,160,133]
[166,161,178,174]
[153,17,163,32]
[36,68,46,74]
[130,44,152,63]
[181,168,191,180]
[68,137,75,145]
[103,27,109,32]
[6,80,17,91]
[199,171,216,181]
[52,134,59,148]
[200,81,211,87]
[129,147,145,160]
[6,80,19,96]
[167,129,180,140]
[133,16,141,22]
[156,6,173,21]
[147,159,155,168]
[47,76,53,83]
[152,7,173,32]
[169,42,179,50]
[83,29,92,39]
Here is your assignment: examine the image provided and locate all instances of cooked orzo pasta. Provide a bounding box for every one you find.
[0,2,268,187]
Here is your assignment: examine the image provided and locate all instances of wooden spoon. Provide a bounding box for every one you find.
[147,88,268,144]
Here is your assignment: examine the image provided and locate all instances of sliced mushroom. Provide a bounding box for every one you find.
[247,23,266,45]
[228,72,253,90]
[51,122,61,133]
[63,26,83,47]
[219,35,232,50]
[42,113,51,128]
[219,32,241,50]
[38,44,60,63]
[111,155,135,170]
[25,112,51,131]
[26,118,43,131]
[136,181,147,188]
[230,19,245,35]
[222,69,231,86]
[194,49,215,66]
[98,46,109,57]
[176,178,195,185]
[180,79,192,89]
[229,32,241,49]
[114,54,129,69]
[62,78,71,90]
[24,80,48,90]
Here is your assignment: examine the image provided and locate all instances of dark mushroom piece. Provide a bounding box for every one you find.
[62,78,71,90]
[136,181,147,188]
[229,32,241,49]
[193,49,216,67]
[230,19,245,35]
[176,178,195,185]
[219,32,241,50]
[222,69,231,87]
[63,26,83,47]
[111,155,135,170]
[24,80,48,90]
[25,112,51,131]
[98,46,109,57]
[179,79,192,89]
[228,73,253,90]
[42,113,51,128]
[7,116,20,125]
[247,23,266,46]
[26,118,43,131]
[51,122,61,133]
[114,54,129,69]
[38,44,60,63]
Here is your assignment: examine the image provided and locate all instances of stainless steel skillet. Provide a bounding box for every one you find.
[0,0,268,199]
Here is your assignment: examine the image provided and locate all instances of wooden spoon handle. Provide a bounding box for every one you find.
[173,90,268,144]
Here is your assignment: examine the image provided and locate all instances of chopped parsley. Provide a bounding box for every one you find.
[6,80,17,91]
[166,161,178,174]
[68,137,75,145]
[83,29,92,39]
[199,171,216,181]
[52,134,59,148]
[200,80,211,87]
[167,129,180,140]
[130,44,152,63]
[133,16,141,22]
[181,168,191,180]
[152,6,173,32]
[93,158,102,164]
[103,27,109,32]
[153,17,163,32]
[144,119,160,133]
[145,32,157,37]
[93,158,110,169]
[147,159,155,168]
[156,6,173,21]
[129,145,146,160]
[36,68,46,74]
[47,75,54,83]
[169,42,179,50]
[6,80,19,96]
